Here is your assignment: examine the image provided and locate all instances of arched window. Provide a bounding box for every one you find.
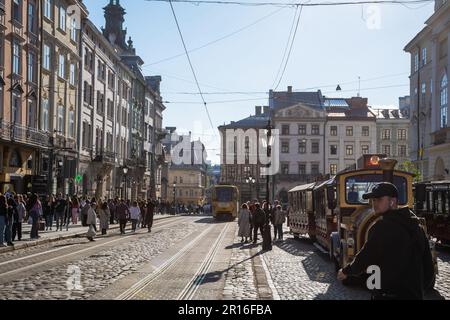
[440,73,448,128]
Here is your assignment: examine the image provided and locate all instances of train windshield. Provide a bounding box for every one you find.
[215,188,233,202]
[345,174,408,205]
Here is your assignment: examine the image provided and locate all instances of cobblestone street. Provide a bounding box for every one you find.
[0,216,448,300]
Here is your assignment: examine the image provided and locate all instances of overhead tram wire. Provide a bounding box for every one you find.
[168,0,217,136]
[145,0,435,8]
[271,4,300,89]
[141,5,287,67]
[272,3,303,90]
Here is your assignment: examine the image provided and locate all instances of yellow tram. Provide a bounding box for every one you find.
[211,185,239,220]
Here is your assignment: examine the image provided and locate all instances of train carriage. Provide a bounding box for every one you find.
[415,180,450,246]
[288,182,317,240]
[287,154,438,288]
[313,178,337,252]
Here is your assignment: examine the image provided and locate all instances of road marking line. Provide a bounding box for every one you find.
[261,253,281,300]
[116,224,215,300]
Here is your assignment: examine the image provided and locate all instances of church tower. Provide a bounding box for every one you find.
[102,0,128,50]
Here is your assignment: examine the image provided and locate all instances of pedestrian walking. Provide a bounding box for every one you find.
[43,195,54,231]
[0,195,9,247]
[71,197,80,225]
[6,197,17,246]
[337,182,435,300]
[252,203,265,244]
[129,201,141,232]
[97,202,110,235]
[86,202,97,241]
[12,195,26,241]
[146,199,155,233]
[238,204,251,243]
[27,194,42,240]
[54,193,66,231]
[139,200,147,228]
[108,199,116,225]
[116,199,129,235]
[262,202,272,251]
[273,205,286,241]
[64,195,72,231]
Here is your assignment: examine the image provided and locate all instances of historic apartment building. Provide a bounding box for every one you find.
[325,97,377,175]
[371,105,410,167]
[0,0,49,194]
[404,0,449,181]
[218,106,270,203]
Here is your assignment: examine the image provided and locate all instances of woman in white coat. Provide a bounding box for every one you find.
[238,203,251,243]
[86,202,97,241]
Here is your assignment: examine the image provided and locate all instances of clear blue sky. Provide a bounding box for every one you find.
[84,0,434,164]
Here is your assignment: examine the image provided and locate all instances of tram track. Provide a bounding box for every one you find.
[0,216,190,281]
[115,222,231,300]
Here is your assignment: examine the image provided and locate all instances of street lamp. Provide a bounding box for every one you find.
[173,182,177,214]
[123,165,129,200]
[263,120,274,204]
[245,175,256,201]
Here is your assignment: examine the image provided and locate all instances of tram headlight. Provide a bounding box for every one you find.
[347,238,355,248]
[347,231,355,248]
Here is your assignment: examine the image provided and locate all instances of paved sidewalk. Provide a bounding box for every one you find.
[0,214,176,254]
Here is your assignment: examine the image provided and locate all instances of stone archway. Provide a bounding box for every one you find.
[435,157,446,180]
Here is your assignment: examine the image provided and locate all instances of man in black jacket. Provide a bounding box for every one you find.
[337,182,434,300]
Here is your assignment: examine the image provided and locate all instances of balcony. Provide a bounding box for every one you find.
[93,150,116,165]
[11,20,25,42]
[0,121,49,148]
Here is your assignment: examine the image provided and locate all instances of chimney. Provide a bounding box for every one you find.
[263,106,270,115]
[255,106,262,116]
[347,97,368,108]
[287,86,293,94]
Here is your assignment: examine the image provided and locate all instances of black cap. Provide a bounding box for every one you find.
[362,182,399,200]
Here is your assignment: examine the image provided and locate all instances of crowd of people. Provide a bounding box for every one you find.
[237,200,287,246]
[0,192,163,246]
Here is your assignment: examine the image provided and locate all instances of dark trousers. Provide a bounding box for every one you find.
[30,216,39,239]
[119,219,127,234]
[274,224,283,240]
[253,224,264,243]
[12,222,22,241]
[146,213,154,231]
[55,212,64,230]
[131,219,138,231]
[45,214,54,229]
[110,212,115,225]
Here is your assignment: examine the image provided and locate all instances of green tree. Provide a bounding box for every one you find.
[398,160,422,183]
